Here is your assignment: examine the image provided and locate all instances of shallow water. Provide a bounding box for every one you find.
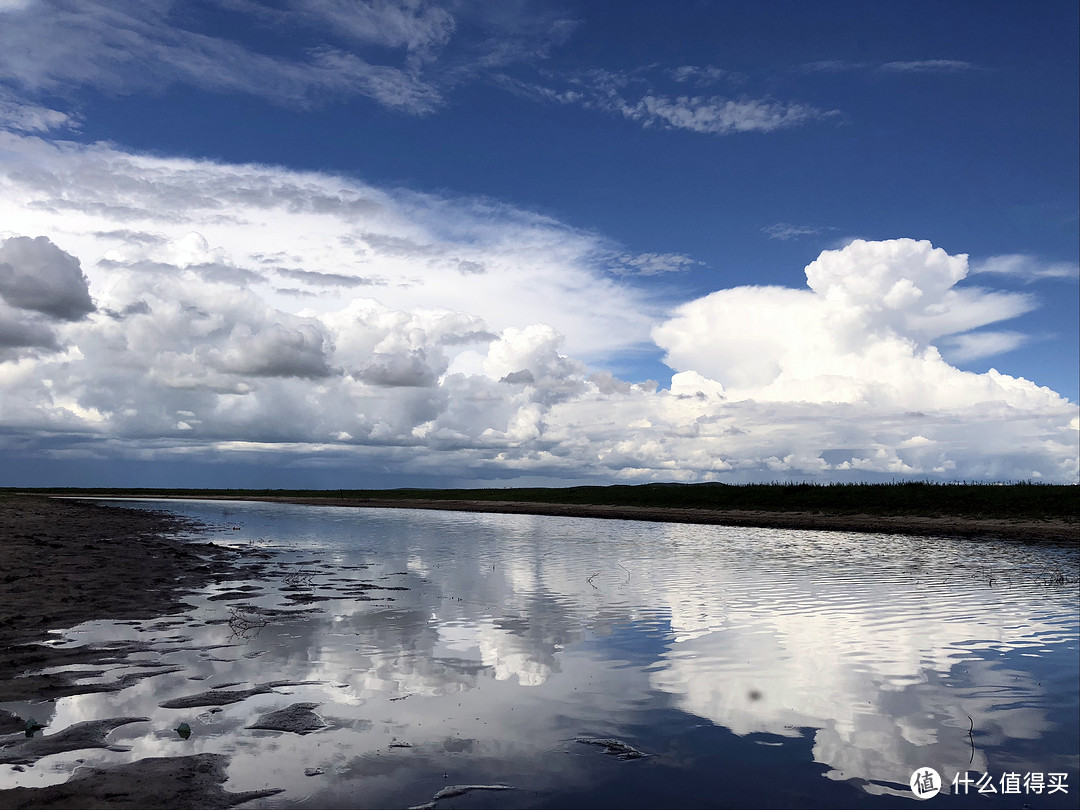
[2,500,1077,808]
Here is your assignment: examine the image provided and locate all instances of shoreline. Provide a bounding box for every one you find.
[54,493,1079,544]
[0,496,262,652]
[0,496,284,808]
[0,495,277,706]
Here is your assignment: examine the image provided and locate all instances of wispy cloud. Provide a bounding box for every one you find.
[499,66,836,136]
[0,4,833,138]
[762,223,837,241]
[0,86,76,132]
[799,59,978,75]
[292,0,456,60]
[940,330,1028,363]
[880,59,977,73]
[0,0,574,117]
[274,267,383,288]
[668,65,736,85]
[970,254,1080,282]
[0,0,442,114]
[799,60,869,73]
[625,94,834,135]
[609,252,701,276]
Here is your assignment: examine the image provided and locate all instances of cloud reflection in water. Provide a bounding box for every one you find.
[2,501,1076,807]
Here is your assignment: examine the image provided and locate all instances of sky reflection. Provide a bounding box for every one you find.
[2,501,1076,808]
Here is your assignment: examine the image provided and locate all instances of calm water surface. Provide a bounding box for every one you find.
[3,500,1077,808]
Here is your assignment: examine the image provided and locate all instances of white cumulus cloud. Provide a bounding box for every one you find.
[0,131,1075,483]
[654,239,1044,409]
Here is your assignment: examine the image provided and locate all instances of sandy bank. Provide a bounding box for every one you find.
[0,496,252,651]
[0,496,277,808]
[0,752,282,809]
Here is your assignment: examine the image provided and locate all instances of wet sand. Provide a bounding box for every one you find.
[0,496,258,651]
[0,753,282,810]
[0,496,278,808]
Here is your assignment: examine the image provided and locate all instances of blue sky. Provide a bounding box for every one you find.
[0,0,1077,487]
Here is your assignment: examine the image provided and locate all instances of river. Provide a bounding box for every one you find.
[2,500,1076,808]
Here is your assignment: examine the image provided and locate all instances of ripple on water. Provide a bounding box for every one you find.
[2,500,1076,808]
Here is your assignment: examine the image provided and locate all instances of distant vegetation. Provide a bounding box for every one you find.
[7,482,1077,521]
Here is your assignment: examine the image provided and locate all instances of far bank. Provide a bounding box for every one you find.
[13,481,1078,544]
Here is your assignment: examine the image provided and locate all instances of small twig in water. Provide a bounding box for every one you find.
[227,607,268,639]
[1041,569,1070,585]
[967,715,975,765]
[282,568,315,587]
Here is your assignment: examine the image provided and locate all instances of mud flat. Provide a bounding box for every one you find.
[2,497,242,643]
[0,753,282,810]
[0,495,277,808]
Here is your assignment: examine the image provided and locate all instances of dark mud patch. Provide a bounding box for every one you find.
[6,665,186,704]
[0,657,182,704]
[0,710,24,735]
[160,680,322,709]
[246,702,328,735]
[233,606,322,619]
[0,752,283,809]
[575,737,649,760]
[0,717,148,766]
[0,639,238,702]
[206,590,265,601]
[281,593,333,604]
